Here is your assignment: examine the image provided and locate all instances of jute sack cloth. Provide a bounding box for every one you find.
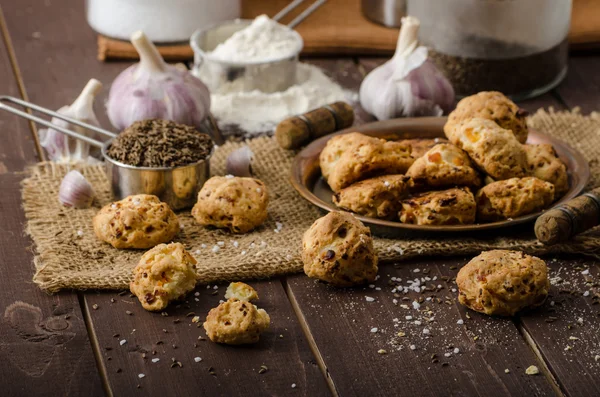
[23,109,600,292]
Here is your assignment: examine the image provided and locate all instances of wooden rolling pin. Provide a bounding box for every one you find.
[275,101,354,150]
[535,187,600,245]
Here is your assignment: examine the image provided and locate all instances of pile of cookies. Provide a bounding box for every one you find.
[321,91,569,225]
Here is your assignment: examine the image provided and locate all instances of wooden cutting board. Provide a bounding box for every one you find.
[97,0,600,61]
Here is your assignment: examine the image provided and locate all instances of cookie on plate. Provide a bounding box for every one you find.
[319,132,414,192]
[524,144,569,197]
[448,118,528,180]
[130,243,198,311]
[302,211,378,287]
[476,177,555,221]
[191,176,269,233]
[456,250,549,316]
[332,174,413,219]
[203,299,270,345]
[406,143,481,189]
[445,91,528,144]
[399,187,477,225]
[93,194,179,249]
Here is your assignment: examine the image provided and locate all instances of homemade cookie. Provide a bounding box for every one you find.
[319,132,414,192]
[93,194,179,249]
[191,176,269,233]
[445,91,529,144]
[302,211,378,287]
[407,143,481,189]
[332,174,413,219]
[476,177,555,221]
[224,282,259,302]
[457,250,550,316]
[399,187,477,225]
[448,118,528,180]
[524,144,569,197]
[130,243,198,311]
[203,299,270,345]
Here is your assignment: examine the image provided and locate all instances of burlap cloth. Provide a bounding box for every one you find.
[22,109,600,292]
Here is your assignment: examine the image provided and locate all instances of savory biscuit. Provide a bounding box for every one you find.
[130,243,197,311]
[319,132,414,192]
[191,176,269,233]
[399,138,448,160]
[457,250,549,316]
[445,91,528,144]
[93,194,179,249]
[332,174,413,219]
[476,177,555,221]
[406,143,481,189]
[524,144,569,197]
[224,282,259,302]
[203,299,270,345]
[399,187,477,225]
[448,118,528,180]
[302,211,378,287]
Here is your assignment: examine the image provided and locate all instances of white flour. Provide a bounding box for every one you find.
[205,62,358,136]
[210,15,302,62]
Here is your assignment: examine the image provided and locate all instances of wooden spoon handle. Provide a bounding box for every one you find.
[535,187,600,245]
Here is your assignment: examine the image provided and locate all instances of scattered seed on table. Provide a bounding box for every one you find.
[126,310,133,315]
[258,365,268,374]
[92,304,99,310]
[525,365,539,375]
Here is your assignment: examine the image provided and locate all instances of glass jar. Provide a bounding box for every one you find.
[407,0,571,100]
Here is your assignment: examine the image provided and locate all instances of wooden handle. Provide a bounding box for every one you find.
[275,102,354,150]
[535,187,600,245]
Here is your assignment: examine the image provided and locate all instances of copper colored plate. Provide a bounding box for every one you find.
[290,117,590,237]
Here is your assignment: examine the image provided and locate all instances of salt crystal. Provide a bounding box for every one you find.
[217,241,225,247]
[409,345,416,350]
[225,174,234,178]
[550,301,555,306]
[120,339,127,346]
[451,288,457,293]
[370,327,378,333]
[369,284,375,289]
[276,222,283,230]
[453,348,459,354]
[138,373,145,378]
[413,269,420,273]
[444,352,452,357]
[365,296,375,302]
[457,319,464,325]
[582,269,590,275]
[595,355,600,362]
[194,357,202,362]
[241,250,247,255]
[584,291,590,297]
[111,204,117,209]
[405,316,413,320]
[194,249,201,255]
[422,328,430,335]
[194,292,200,296]
[412,301,421,310]
[233,241,239,248]
[213,285,218,290]
[195,298,199,302]
[505,369,510,374]
[383,181,390,187]
[77,230,83,237]
[260,241,267,248]
[577,317,584,325]
[414,320,422,326]
[392,299,398,305]
[152,358,160,363]
[212,245,220,253]
[201,244,207,249]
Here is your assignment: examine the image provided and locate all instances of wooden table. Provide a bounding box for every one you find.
[1,1,599,396]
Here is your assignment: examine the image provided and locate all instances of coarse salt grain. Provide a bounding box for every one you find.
[212,245,220,253]
[409,345,416,350]
[577,317,584,325]
[392,299,398,305]
[225,174,234,179]
[291,384,297,389]
[453,348,459,354]
[412,301,420,310]
[422,328,430,335]
[194,357,202,362]
[195,292,200,296]
[201,244,207,249]
[217,241,225,247]
[233,241,239,248]
[365,296,375,302]
[111,204,117,209]
[582,269,590,275]
[152,358,160,363]
[241,250,247,255]
[383,181,390,187]
[213,285,218,290]
[584,291,590,297]
[77,230,84,237]
[138,373,145,378]
[457,319,464,325]
[405,316,413,320]
[194,249,201,255]
[120,339,127,346]
[444,353,452,357]
[414,320,422,326]
[413,269,420,273]
[370,327,378,333]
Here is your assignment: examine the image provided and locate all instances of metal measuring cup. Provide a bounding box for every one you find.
[190,0,327,93]
[0,96,223,210]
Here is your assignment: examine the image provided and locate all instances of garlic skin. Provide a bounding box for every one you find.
[359,16,454,120]
[107,31,211,131]
[59,170,95,208]
[39,79,103,163]
[226,146,254,177]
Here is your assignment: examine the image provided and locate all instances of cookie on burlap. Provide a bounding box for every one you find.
[448,118,528,180]
[93,194,179,249]
[332,174,413,220]
[130,243,198,311]
[319,132,414,192]
[524,144,569,197]
[476,177,555,221]
[407,143,481,189]
[302,211,378,287]
[204,299,270,345]
[191,176,269,233]
[445,91,529,144]
[457,250,549,316]
[399,187,477,225]
[224,282,259,302]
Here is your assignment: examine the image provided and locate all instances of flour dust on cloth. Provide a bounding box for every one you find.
[22,110,600,292]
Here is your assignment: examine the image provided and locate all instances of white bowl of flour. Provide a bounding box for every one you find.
[190,15,304,93]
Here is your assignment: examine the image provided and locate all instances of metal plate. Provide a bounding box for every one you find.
[290,117,590,237]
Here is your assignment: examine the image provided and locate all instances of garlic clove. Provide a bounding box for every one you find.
[59,170,95,208]
[226,146,255,177]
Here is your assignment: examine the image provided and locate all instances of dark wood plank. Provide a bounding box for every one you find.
[0,173,105,397]
[555,55,600,113]
[285,258,558,397]
[85,280,331,396]
[0,8,39,170]
[519,256,600,397]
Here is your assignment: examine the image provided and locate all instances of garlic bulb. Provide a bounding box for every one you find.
[107,31,211,131]
[59,170,95,208]
[39,79,103,163]
[359,16,455,120]
[226,146,254,177]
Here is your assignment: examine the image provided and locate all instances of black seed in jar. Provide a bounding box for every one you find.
[106,119,214,168]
